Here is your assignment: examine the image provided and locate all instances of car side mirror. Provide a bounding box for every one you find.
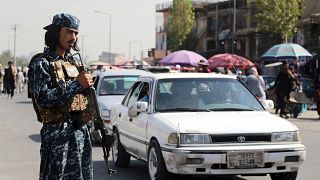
[260,99,274,110]
[128,101,148,117]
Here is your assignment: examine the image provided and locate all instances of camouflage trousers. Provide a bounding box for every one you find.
[39,120,93,180]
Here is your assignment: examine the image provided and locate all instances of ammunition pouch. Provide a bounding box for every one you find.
[29,53,92,124]
[37,106,67,124]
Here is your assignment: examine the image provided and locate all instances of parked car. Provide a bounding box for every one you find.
[93,69,152,124]
[110,73,306,180]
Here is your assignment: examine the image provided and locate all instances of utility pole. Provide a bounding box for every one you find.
[128,42,131,60]
[12,24,17,66]
[232,0,236,54]
[140,48,143,65]
[215,3,219,49]
[129,41,142,62]
[93,10,112,64]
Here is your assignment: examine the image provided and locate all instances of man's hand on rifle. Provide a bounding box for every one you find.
[77,72,93,89]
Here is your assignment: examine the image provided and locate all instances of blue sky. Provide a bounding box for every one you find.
[0,0,166,61]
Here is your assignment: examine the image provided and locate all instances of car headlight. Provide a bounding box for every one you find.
[272,131,301,142]
[168,133,179,145]
[101,109,111,120]
[180,134,211,144]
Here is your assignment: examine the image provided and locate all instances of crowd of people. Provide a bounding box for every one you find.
[191,59,317,119]
[0,61,27,99]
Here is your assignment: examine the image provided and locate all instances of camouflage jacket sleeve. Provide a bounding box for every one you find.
[28,57,83,108]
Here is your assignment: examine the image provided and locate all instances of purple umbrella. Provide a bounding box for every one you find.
[159,50,207,67]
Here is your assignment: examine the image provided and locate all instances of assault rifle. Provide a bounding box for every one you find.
[73,53,117,175]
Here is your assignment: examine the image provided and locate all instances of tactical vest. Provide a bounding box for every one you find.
[28,53,90,123]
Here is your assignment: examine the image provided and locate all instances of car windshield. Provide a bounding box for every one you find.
[155,78,264,112]
[99,76,138,96]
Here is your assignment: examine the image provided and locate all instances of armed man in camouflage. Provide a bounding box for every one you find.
[28,13,94,180]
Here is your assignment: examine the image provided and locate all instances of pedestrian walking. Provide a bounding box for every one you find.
[27,13,94,180]
[275,61,293,118]
[3,61,16,98]
[16,68,25,94]
[0,64,4,96]
[244,67,266,100]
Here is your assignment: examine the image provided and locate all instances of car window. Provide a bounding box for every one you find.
[93,75,100,90]
[155,78,264,112]
[127,82,144,107]
[137,82,151,104]
[122,81,141,106]
[99,75,138,96]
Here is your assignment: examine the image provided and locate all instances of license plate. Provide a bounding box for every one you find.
[227,152,264,169]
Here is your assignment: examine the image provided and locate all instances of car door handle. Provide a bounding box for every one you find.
[119,113,121,118]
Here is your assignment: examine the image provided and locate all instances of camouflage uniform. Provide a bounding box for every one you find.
[28,13,93,180]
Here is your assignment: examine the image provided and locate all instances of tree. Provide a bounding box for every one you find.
[255,0,305,43]
[166,0,195,51]
[0,50,29,67]
[0,50,13,66]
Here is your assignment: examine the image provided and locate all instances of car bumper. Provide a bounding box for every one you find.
[161,143,306,175]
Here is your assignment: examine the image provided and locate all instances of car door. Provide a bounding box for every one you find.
[116,81,143,150]
[126,80,153,160]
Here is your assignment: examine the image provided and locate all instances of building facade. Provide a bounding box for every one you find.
[155,0,319,62]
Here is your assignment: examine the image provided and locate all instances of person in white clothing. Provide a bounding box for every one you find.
[16,68,25,94]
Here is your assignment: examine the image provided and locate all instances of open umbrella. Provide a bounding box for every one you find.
[264,62,283,67]
[159,50,207,67]
[261,43,312,59]
[208,53,254,69]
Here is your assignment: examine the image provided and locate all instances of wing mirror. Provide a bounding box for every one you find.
[128,101,148,117]
[260,99,274,110]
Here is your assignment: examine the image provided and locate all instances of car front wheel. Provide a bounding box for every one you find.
[148,140,174,180]
[112,129,131,167]
[270,171,298,180]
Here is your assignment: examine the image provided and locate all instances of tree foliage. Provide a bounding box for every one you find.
[166,0,195,51]
[0,50,13,66]
[255,0,305,43]
[0,50,29,67]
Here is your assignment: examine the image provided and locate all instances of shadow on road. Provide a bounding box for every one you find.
[29,134,41,143]
[93,160,148,180]
[93,159,248,180]
[291,118,320,122]
[16,100,32,104]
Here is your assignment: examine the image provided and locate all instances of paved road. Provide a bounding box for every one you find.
[0,91,319,180]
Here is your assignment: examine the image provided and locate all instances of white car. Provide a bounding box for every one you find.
[110,73,306,180]
[93,69,152,125]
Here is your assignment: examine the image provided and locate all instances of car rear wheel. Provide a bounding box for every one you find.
[270,171,298,180]
[112,129,131,167]
[148,140,174,180]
